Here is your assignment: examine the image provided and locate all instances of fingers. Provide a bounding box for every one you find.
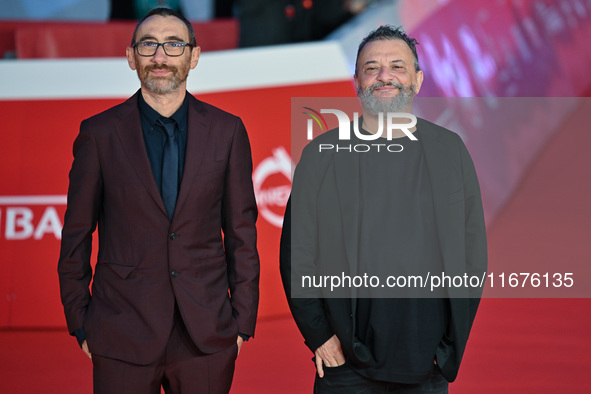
[316,335,346,367]
[236,336,244,356]
[81,340,92,360]
[315,352,345,379]
[319,352,343,367]
[316,355,325,378]
[315,335,347,378]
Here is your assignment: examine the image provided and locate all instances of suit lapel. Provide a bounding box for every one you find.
[114,91,168,217]
[175,95,210,214]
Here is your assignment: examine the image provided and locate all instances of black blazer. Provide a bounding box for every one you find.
[280,117,487,382]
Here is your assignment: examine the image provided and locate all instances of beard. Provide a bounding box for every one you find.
[357,81,416,115]
[136,56,191,94]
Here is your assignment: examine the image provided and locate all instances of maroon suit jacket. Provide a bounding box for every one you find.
[58,91,259,365]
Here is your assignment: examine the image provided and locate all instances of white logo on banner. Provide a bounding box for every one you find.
[252,147,293,228]
[0,195,66,240]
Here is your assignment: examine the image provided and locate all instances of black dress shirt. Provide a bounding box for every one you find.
[354,130,448,383]
[138,91,188,195]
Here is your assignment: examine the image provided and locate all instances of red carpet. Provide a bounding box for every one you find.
[2,97,590,392]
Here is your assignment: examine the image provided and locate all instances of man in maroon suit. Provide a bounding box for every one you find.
[58,7,259,393]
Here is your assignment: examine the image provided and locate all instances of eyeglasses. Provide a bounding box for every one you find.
[132,41,195,57]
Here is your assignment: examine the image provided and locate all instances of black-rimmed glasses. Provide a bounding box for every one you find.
[132,41,195,57]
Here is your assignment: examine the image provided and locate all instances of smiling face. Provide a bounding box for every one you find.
[354,39,423,114]
[126,15,200,95]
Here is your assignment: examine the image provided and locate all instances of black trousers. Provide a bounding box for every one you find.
[314,363,449,394]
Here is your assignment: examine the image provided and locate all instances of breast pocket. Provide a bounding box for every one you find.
[196,160,226,175]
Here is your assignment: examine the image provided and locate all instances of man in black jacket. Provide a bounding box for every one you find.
[280,26,487,393]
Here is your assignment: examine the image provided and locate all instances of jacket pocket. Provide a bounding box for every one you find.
[97,261,136,279]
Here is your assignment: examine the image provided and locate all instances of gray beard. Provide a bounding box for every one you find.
[357,81,416,115]
[135,56,190,95]
[142,73,186,94]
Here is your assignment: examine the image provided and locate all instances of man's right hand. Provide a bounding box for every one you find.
[314,335,346,378]
[81,340,92,360]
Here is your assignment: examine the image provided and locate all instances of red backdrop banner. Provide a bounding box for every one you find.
[0,81,355,328]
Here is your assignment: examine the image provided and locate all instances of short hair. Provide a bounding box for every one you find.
[355,25,420,75]
[131,7,196,46]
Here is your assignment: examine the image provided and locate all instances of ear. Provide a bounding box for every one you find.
[126,46,137,70]
[190,46,201,69]
[354,73,359,92]
[414,70,424,95]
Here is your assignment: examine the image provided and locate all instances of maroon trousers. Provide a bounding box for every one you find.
[92,308,238,394]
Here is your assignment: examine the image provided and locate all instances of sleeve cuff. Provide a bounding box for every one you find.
[73,328,86,348]
[238,333,250,342]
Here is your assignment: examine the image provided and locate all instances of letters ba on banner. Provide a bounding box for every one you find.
[290,97,418,165]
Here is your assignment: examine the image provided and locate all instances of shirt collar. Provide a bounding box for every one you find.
[138,91,189,132]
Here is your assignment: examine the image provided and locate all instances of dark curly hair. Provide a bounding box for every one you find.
[355,25,420,75]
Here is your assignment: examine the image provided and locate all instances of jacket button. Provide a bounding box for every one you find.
[171,270,179,278]
[169,233,176,240]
